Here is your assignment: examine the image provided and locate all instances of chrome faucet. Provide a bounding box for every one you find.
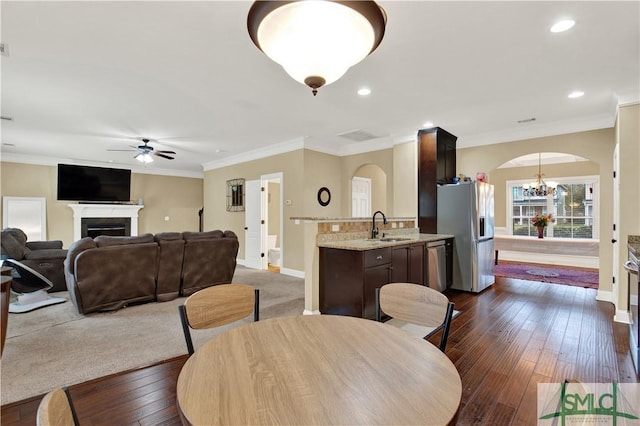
[371,210,387,239]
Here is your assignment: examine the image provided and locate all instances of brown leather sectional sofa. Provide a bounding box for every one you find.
[64,230,239,314]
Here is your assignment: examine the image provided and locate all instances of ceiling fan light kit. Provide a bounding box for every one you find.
[108,138,176,163]
[247,0,386,96]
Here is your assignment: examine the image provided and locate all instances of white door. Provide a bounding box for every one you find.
[244,180,263,269]
[352,177,371,217]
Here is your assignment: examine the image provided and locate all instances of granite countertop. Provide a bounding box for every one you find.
[318,233,454,251]
[291,216,415,222]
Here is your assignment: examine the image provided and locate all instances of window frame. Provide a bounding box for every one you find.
[506,175,599,240]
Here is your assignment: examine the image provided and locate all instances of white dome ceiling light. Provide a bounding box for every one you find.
[550,19,575,33]
[247,1,387,96]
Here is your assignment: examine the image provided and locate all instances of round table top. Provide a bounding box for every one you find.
[177,315,461,425]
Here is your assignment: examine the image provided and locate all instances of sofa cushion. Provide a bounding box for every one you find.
[154,232,183,242]
[1,228,28,259]
[223,230,238,239]
[94,233,154,248]
[182,230,224,241]
[65,237,97,275]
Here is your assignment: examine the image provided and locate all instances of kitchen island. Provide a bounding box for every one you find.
[319,233,453,319]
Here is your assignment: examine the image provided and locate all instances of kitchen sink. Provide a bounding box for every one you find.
[378,237,413,242]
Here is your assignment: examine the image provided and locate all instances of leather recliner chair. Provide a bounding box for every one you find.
[1,228,68,292]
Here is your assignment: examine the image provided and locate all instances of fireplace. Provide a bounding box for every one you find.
[68,204,143,241]
[81,217,131,238]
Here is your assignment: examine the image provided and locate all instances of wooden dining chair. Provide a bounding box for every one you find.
[36,387,79,426]
[178,283,259,355]
[375,282,454,352]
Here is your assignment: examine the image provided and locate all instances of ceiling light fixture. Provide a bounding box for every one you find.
[522,153,557,197]
[247,1,386,96]
[568,90,584,99]
[135,153,154,163]
[423,121,434,128]
[550,19,575,33]
[358,87,371,96]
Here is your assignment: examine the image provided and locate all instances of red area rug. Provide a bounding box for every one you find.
[494,261,599,289]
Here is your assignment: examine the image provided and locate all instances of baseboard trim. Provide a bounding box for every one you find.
[303,309,321,315]
[497,250,598,268]
[614,309,632,324]
[280,268,304,279]
[236,260,304,279]
[596,289,614,303]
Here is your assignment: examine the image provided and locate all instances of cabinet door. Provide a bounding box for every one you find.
[363,264,391,320]
[391,245,409,283]
[408,243,425,285]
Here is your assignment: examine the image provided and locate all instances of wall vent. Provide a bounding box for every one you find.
[517,117,536,124]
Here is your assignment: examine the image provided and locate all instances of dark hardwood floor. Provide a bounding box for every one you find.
[2,277,637,425]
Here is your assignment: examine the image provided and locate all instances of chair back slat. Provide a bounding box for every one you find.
[37,388,77,426]
[379,283,449,328]
[184,284,256,329]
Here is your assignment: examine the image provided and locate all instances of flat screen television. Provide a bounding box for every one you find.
[57,164,131,203]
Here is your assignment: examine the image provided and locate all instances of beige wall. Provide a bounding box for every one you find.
[393,141,417,217]
[457,128,616,294]
[131,173,203,235]
[0,162,203,247]
[203,150,306,271]
[203,148,397,272]
[616,104,640,315]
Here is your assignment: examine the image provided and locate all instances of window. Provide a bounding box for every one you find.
[507,176,598,239]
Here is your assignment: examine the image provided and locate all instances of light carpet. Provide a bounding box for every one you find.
[0,266,304,405]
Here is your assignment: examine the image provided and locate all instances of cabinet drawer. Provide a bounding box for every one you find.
[364,247,392,268]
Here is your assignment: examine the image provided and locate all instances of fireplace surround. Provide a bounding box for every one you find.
[68,204,143,242]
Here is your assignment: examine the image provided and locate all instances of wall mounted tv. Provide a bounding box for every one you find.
[57,164,131,203]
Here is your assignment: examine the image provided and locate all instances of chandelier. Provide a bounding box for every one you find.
[522,153,556,197]
[247,1,386,96]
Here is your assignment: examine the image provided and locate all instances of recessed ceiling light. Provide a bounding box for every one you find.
[423,121,434,128]
[568,91,584,99]
[550,19,575,33]
[357,88,371,96]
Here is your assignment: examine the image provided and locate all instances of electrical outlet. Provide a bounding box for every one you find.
[332,224,340,232]
[285,200,292,206]
[164,216,170,221]
[399,222,404,228]
[392,223,397,228]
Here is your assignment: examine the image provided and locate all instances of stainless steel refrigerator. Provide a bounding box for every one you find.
[437,181,495,292]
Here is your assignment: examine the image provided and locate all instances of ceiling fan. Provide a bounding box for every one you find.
[108,138,176,163]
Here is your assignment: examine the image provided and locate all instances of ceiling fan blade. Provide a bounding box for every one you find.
[156,150,177,154]
[155,153,175,160]
[107,148,136,152]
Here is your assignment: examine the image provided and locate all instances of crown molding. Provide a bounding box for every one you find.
[202,137,305,171]
[456,112,615,149]
[0,152,204,179]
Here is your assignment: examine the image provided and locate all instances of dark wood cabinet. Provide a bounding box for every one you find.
[391,243,425,285]
[320,247,392,319]
[418,127,457,234]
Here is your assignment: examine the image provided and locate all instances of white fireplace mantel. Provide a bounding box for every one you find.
[68,204,143,241]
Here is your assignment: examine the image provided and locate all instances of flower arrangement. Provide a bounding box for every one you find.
[531,213,554,228]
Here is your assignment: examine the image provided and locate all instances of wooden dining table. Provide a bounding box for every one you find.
[176,314,462,425]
